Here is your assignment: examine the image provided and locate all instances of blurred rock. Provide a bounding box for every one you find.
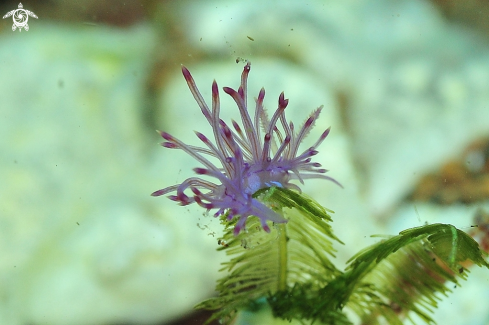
[0,23,221,325]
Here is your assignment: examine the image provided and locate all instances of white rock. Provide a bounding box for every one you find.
[0,23,221,325]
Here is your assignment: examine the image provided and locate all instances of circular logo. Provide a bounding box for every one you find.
[13,9,28,28]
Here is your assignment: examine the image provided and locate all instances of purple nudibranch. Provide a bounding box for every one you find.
[152,62,340,235]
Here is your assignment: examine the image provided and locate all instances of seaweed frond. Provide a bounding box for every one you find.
[345,223,489,324]
[196,186,344,324]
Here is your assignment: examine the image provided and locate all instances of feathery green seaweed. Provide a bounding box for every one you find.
[197,187,489,325]
[196,187,345,323]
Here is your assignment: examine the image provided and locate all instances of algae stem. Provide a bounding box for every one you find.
[277,223,288,291]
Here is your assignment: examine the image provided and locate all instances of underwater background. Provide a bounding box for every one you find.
[1,0,489,324]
